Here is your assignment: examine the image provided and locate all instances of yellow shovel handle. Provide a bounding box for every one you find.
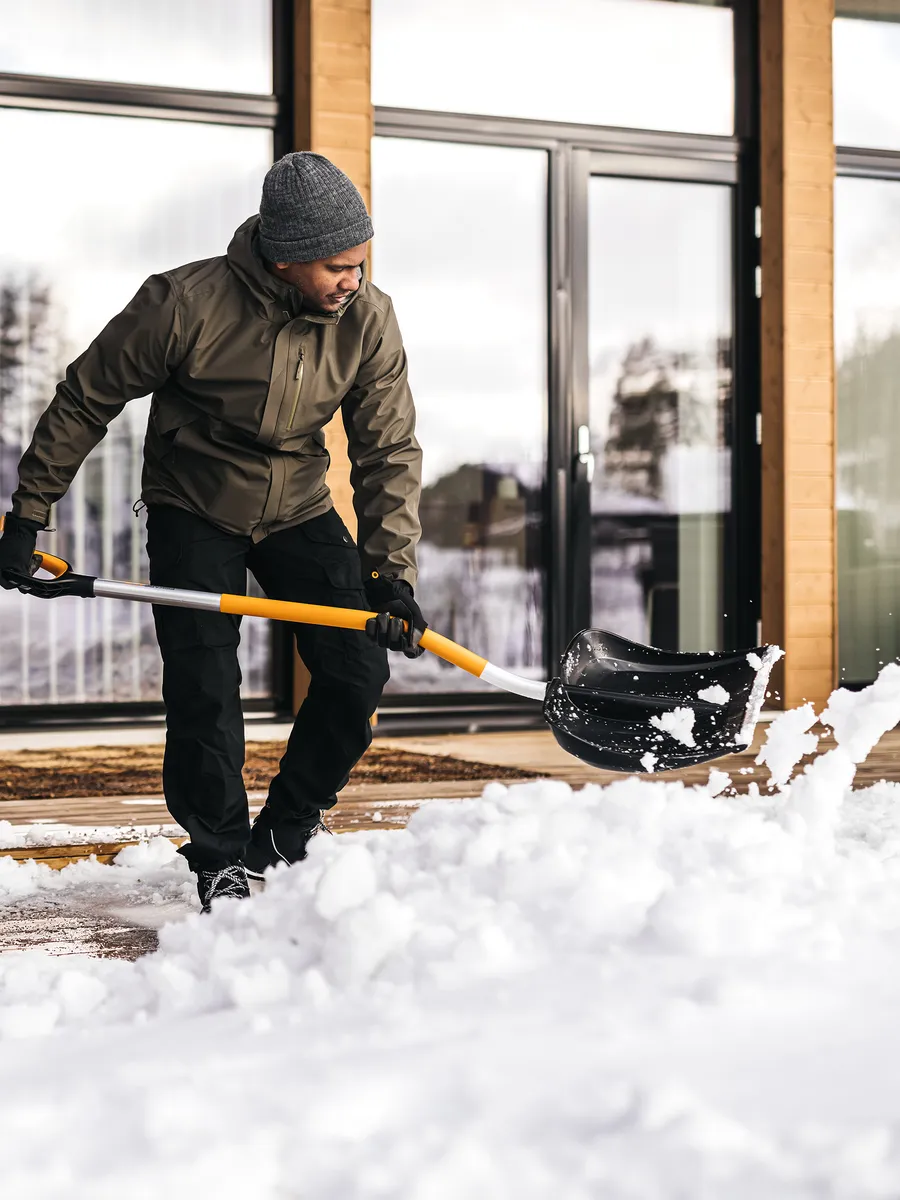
[34,550,71,577]
[220,593,488,678]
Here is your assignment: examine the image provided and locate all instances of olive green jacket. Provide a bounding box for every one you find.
[12,216,422,584]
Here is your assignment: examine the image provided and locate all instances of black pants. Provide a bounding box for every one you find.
[146,505,389,870]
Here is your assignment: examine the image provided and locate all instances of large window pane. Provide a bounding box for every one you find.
[835,176,900,684]
[588,176,732,651]
[373,0,733,136]
[834,14,900,150]
[372,137,547,693]
[0,108,274,706]
[0,0,272,93]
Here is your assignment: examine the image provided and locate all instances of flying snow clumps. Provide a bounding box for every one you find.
[697,684,730,704]
[756,701,819,788]
[820,660,900,762]
[649,705,696,747]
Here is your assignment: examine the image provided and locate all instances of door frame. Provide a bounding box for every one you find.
[562,147,752,656]
[375,107,757,700]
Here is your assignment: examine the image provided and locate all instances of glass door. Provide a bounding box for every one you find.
[572,166,735,652]
[371,136,548,695]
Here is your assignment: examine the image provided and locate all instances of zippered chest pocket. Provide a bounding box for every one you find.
[287,346,304,430]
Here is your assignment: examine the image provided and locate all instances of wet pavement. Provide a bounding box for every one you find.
[0,902,159,961]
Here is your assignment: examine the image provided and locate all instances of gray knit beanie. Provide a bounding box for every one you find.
[257,152,374,263]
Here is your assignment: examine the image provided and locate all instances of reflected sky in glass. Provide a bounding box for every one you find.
[0,0,272,93]
[0,108,271,357]
[834,17,900,150]
[373,0,733,135]
[372,137,547,489]
[834,175,900,356]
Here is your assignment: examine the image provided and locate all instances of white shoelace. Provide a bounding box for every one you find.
[202,864,248,902]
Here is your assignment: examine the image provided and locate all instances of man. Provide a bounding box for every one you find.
[0,152,426,912]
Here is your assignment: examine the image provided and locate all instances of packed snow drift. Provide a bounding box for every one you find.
[4,666,900,1197]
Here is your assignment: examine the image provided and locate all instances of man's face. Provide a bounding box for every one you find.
[270,243,368,313]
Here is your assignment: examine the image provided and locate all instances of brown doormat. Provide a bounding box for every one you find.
[0,742,544,803]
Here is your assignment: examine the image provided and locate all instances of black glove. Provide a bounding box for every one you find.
[364,572,427,658]
[0,513,42,590]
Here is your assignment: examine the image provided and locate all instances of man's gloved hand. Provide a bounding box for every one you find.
[0,513,42,590]
[364,572,427,658]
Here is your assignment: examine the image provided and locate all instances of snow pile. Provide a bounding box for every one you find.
[2,671,900,1195]
[0,835,194,911]
[756,701,819,787]
[0,820,182,850]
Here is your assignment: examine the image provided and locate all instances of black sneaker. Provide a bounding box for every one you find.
[244,807,330,881]
[197,864,251,913]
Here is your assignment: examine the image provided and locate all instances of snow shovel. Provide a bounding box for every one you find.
[5,537,780,773]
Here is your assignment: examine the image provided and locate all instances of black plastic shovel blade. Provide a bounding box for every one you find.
[543,629,781,773]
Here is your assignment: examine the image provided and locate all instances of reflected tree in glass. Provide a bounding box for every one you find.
[0,108,274,707]
[588,176,733,652]
[835,176,900,683]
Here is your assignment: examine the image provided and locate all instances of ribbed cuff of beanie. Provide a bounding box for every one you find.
[258,214,374,265]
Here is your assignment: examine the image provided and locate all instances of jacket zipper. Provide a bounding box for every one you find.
[287,347,305,430]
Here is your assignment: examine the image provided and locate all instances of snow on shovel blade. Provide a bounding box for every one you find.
[543,630,781,772]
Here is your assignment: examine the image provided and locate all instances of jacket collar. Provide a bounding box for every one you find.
[226,216,364,324]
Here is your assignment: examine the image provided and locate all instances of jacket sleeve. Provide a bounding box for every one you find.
[341,299,422,587]
[11,274,182,526]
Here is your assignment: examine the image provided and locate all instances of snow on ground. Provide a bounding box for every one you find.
[0,835,195,921]
[0,820,183,850]
[4,670,900,1196]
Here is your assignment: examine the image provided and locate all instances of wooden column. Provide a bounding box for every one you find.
[290,0,373,711]
[759,0,836,709]
[293,0,372,535]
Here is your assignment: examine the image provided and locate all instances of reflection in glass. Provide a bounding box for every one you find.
[835,176,900,683]
[371,137,547,693]
[588,176,732,651]
[0,108,274,706]
[373,0,733,136]
[834,15,900,152]
[0,0,273,93]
